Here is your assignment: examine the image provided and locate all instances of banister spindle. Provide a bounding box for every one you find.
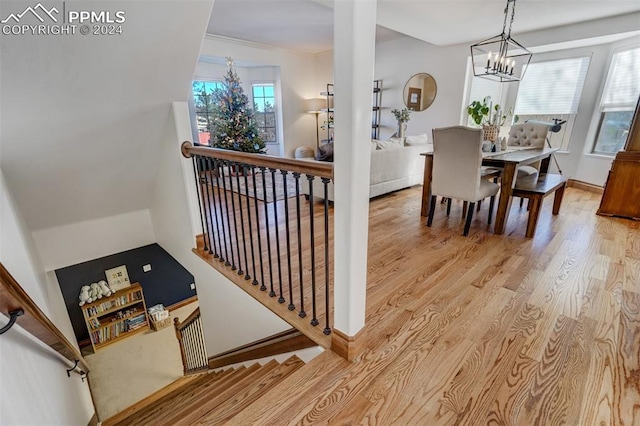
[196,156,211,253]
[281,170,295,311]
[228,162,243,276]
[244,165,259,286]
[271,168,285,304]
[235,164,250,280]
[293,172,306,318]
[206,157,224,260]
[261,167,275,297]
[322,177,332,335]
[213,159,229,264]
[191,156,208,253]
[200,157,215,256]
[252,167,266,290]
[219,161,236,269]
[307,175,319,327]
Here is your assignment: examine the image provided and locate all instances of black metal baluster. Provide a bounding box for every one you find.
[235,163,250,280]
[191,156,208,252]
[293,173,306,318]
[322,177,332,335]
[228,162,243,275]
[307,175,319,327]
[261,167,275,296]
[219,161,236,269]
[244,166,259,286]
[271,168,285,304]
[281,170,295,311]
[196,156,212,253]
[204,157,217,257]
[252,167,266,290]
[212,159,228,264]
[207,157,224,260]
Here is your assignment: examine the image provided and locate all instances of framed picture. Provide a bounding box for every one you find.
[407,87,422,110]
[105,265,131,291]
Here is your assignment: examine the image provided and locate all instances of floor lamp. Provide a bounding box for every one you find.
[306,98,325,150]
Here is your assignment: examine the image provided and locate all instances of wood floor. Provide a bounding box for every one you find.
[217,186,640,425]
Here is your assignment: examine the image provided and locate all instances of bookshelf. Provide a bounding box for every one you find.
[81,283,149,352]
[319,80,383,143]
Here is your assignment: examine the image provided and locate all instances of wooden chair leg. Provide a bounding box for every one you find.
[488,195,496,225]
[446,198,452,216]
[463,202,475,236]
[519,197,524,208]
[462,201,468,218]
[552,183,566,215]
[477,201,482,212]
[427,195,437,227]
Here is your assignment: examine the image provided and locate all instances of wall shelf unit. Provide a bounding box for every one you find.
[81,283,149,352]
[320,80,382,143]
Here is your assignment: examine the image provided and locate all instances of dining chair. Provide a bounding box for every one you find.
[507,122,550,177]
[428,126,501,236]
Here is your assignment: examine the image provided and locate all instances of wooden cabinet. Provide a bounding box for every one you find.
[597,99,640,220]
[82,283,149,352]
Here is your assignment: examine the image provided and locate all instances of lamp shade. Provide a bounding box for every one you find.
[306,98,325,113]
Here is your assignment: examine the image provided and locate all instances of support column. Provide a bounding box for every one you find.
[331,0,377,361]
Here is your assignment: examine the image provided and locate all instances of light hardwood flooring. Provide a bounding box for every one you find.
[215,186,640,425]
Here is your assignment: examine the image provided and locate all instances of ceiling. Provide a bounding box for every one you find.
[207,0,640,53]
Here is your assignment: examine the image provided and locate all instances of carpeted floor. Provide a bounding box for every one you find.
[83,301,199,421]
[207,167,299,202]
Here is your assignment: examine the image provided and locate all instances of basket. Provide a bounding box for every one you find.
[150,317,172,331]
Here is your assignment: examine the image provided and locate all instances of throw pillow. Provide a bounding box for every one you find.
[405,133,429,146]
[376,138,404,150]
[316,143,334,162]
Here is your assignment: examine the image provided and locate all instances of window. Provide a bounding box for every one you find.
[464,58,505,126]
[252,83,277,143]
[192,80,224,145]
[593,47,640,154]
[514,57,591,150]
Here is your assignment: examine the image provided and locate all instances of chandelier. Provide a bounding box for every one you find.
[470,0,532,83]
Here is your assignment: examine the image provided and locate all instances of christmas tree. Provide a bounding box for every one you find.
[208,58,266,153]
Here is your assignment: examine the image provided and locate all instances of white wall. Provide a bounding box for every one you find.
[0,168,95,426]
[149,102,290,355]
[32,209,156,271]
[199,35,319,157]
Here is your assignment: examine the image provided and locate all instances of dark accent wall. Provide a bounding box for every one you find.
[55,243,195,344]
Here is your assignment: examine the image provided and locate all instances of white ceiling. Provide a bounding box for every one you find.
[208,0,640,53]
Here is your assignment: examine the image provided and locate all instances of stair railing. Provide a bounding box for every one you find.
[174,307,208,375]
[181,142,334,337]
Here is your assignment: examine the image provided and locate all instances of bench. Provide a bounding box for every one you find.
[512,173,567,238]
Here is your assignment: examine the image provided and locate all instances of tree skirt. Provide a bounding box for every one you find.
[207,168,299,203]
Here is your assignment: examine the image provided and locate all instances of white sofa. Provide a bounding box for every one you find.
[301,136,428,201]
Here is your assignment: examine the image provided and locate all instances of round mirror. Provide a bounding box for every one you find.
[403,73,437,111]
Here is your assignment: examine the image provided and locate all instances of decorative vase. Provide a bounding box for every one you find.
[397,123,407,139]
[482,125,498,142]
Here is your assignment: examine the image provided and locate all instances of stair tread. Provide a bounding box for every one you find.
[143,363,262,425]
[115,366,254,426]
[172,360,282,426]
[193,356,306,425]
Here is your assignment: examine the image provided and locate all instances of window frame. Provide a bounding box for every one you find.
[251,82,278,144]
[591,46,640,155]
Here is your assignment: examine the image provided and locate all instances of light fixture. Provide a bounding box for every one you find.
[470,0,532,83]
[306,98,325,149]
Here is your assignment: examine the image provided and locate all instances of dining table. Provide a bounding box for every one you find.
[420,146,559,235]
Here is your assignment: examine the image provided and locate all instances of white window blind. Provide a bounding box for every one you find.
[514,57,591,115]
[468,75,504,107]
[602,47,640,109]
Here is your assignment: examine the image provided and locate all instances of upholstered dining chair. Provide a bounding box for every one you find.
[428,126,501,236]
[508,122,550,177]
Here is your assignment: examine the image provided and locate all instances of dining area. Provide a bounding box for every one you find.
[419,122,567,238]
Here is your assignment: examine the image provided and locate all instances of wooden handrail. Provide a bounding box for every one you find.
[181,141,333,179]
[0,263,90,373]
[175,307,200,331]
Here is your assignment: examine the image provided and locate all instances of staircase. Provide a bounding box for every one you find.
[108,356,305,426]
